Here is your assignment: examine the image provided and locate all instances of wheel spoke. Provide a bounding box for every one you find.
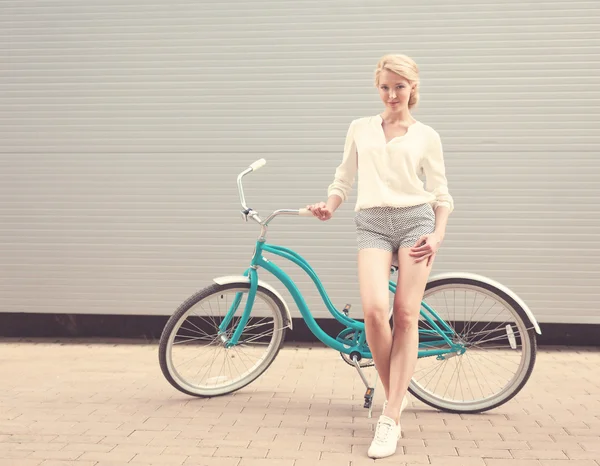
[468,327,533,346]
[464,293,491,335]
[173,335,216,345]
[182,315,216,338]
[418,360,446,389]
[464,351,495,397]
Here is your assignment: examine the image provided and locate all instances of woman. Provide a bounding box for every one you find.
[307,54,454,459]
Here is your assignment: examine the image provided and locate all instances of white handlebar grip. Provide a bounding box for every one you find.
[249,158,267,171]
[298,208,314,217]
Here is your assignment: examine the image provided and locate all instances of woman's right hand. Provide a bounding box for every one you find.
[306,202,333,221]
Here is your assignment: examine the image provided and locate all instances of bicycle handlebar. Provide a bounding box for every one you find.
[238,159,313,225]
[249,158,267,172]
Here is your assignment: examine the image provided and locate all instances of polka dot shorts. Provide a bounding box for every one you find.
[354,203,436,253]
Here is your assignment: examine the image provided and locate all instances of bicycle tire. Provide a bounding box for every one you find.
[407,276,537,413]
[159,281,288,397]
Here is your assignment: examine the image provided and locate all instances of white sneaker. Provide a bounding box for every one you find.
[367,415,401,459]
[382,394,409,439]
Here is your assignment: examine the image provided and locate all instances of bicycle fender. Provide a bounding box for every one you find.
[212,275,293,330]
[428,272,542,335]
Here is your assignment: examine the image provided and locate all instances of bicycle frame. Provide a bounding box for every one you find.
[219,240,464,360]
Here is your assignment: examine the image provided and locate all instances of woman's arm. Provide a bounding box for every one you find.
[433,205,450,242]
[309,120,358,220]
[411,130,454,264]
[421,130,454,217]
[326,120,359,210]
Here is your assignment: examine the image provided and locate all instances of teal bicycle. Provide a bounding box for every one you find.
[159,159,541,414]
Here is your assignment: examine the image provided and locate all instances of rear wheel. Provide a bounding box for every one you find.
[159,282,288,397]
[408,277,537,413]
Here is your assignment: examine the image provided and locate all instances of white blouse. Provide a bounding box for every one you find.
[327,115,454,213]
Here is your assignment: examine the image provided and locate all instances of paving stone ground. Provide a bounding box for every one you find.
[0,339,599,466]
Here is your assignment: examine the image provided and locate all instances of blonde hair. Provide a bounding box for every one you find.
[374,54,420,108]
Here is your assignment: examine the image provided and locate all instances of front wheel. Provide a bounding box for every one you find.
[159,282,288,397]
[408,277,537,413]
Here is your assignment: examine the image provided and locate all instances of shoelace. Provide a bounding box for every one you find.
[374,419,394,444]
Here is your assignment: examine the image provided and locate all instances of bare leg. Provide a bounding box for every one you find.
[383,248,434,423]
[357,248,394,401]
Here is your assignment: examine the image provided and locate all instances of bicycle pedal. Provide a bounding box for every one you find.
[363,386,374,409]
[343,304,351,316]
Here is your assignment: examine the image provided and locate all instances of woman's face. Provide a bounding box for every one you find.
[378,69,413,113]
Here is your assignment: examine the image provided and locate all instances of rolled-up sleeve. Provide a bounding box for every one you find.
[421,131,454,213]
[327,120,358,202]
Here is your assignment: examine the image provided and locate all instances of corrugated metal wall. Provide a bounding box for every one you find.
[1,1,599,323]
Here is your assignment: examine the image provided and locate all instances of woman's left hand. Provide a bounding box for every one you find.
[409,233,443,266]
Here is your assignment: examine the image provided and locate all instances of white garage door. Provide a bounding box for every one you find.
[1,1,599,324]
